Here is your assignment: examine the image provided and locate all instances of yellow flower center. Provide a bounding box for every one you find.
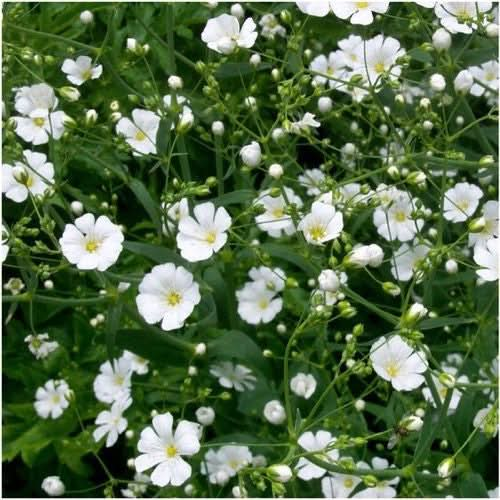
[375,62,385,74]
[439,387,448,400]
[166,291,181,306]
[386,362,400,378]
[458,200,469,211]
[165,445,177,458]
[205,231,217,244]
[32,338,42,349]
[51,394,61,404]
[485,72,495,82]
[229,460,240,469]
[258,298,269,310]
[272,208,284,218]
[82,69,93,80]
[309,225,326,241]
[135,130,146,141]
[114,374,125,386]
[394,210,406,222]
[344,478,354,488]
[356,2,369,8]
[85,240,99,253]
[34,117,45,127]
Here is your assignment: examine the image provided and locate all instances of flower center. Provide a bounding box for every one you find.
[258,298,269,310]
[114,374,125,386]
[356,2,369,8]
[82,69,93,80]
[165,444,177,458]
[374,62,385,74]
[272,208,284,218]
[85,240,100,253]
[34,117,45,127]
[344,478,354,488]
[386,361,400,378]
[394,210,406,222]
[458,200,470,211]
[51,394,61,404]
[205,231,217,244]
[166,291,181,306]
[485,72,495,82]
[135,130,146,141]
[32,338,42,349]
[309,225,326,241]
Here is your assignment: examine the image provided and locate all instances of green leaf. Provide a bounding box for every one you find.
[215,62,272,79]
[128,178,161,230]
[420,317,476,330]
[260,243,319,277]
[123,241,185,265]
[413,408,437,465]
[456,472,489,498]
[156,118,172,156]
[212,189,255,207]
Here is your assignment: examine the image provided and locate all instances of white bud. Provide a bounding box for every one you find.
[272,127,286,142]
[110,99,120,112]
[127,457,135,468]
[44,280,54,290]
[252,455,268,467]
[110,112,122,123]
[231,3,245,18]
[59,86,80,102]
[195,342,206,356]
[445,259,458,274]
[196,406,215,426]
[432,28,452,51]
[188,365,198,376]
[419,97,431,109]
[318,269,340,292]
[455,115,464,126]
[317,96,332,114]
[486,23,499,38]
[263,349,273,357]
[354,399,365,411]
[346,358,355,369]
[184,484,195,496]
[117,282,130,293]
[307,278,316,288]
[232,486,247,498]
[415,408,425,418]
[80,10,94,24]
[244,96,257,110]
[211,120,225,136]
[343,142,357,155]
[268,163,284,179]
[454,69,473,94]
[439,372,456,388]
[395,93,405,105]
[41,476,65,497]
[379,124,389,135]
[96,313,105,324]
[271,68,280,81]
[263,400,286,425]
[268,464,293,483]
[422,120,433,131]
[401,415,424,432]
[290,372,317,399]
[168,75,183,90]
[206,1,218,8]
[249,53,261,67]
[346,244,384,268]
[150,409,158,417]
[350,121,359,132]
[430,73,446,92]
[239,141,261,167]
[405,303,428,324]
[126,37,138,52]
[125,430,134,439]
[85,108,98,126]
[89,318,98,328]
[437,457,455,478]
[276,323,287,334]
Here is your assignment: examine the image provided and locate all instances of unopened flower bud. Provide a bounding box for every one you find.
[437,457,455,478]
[268,464,293,483]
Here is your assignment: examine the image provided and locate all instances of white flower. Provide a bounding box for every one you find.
[259,14,286,38]
[201,14,257,54]
[263,400,286,425]
[353,457,400,497]
[296,0,332,17]
[290,372,317,399]
[248,266,286,292]
[121,350,149,375]
[136,263,201,331]
[2,150,54,203]
[370,335,427,391]
[432,28,452,51]
[12,108,68,145]
[469,201,498,248]
[162,198,189,235]
[93,357,132,404]
[346,244,384,268]
[61,56,102,86]
[391,242,430,281]
[176,202,230,262]
[24,333,59,359]
[168,75,183,90]
[322,468,363,498]
[116,109,160,156]
[298,168,326,196]
[405,302,428,323]
[298,201,344,245]
[310,52,348,90]
[14,83,58,115]
[352,35,405,87]
[254,187,303,238]
[435,2,493,34]
[422,367,468,414]
[59,213,124,271]
[239,141,262,167]
[473,405,498,436]
[268,163,284,179]
[93,396,132,447]
[201,446,252,484]
[41,476,65,497]
[338,34,364,67]
[236,281,283,324]
[290,112,321,134]
[373,191,424,242]
[296,431,338,480]
[210,361,256,391]
[318,269,340,292]
[318,96,333,114]
[469,60,499,97]
[163,94,194,131]
[443,182,483,222]
[211,120,225,136]
[195,406,215,426]
[454,69,474,94]
[34,379,71,419]
[135,412,201,487]
[473,237,498,282]
[120,472,150,498]
[429,73,446,92]
[268,464,293,483]
[330,1,389,25]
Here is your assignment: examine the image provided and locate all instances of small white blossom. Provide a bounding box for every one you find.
[298,201,344,245]
[296,431,338,480]
[263,400,286,425]
[41,476,65,497]
[25,333,59,359]
[93,357,132,404]
[34,379,71,419]
[290,372,317,399]
[93,396,132,447]
[443,182,483,222]
[116,109,160,156]
[201,14,257,54]
[61,56,102,86]
[473,237,498,282]
[210,361,256,391]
